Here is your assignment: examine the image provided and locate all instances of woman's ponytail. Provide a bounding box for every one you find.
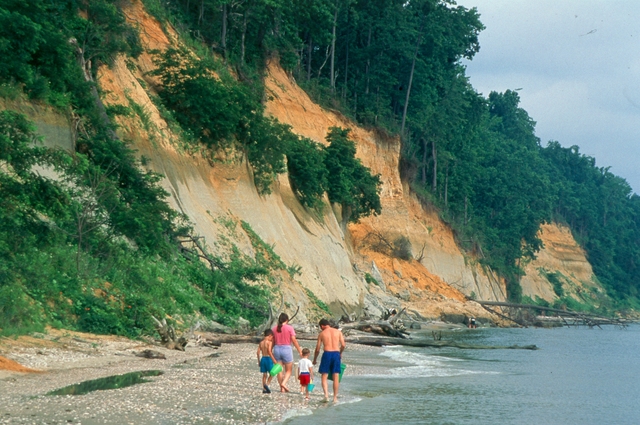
[277,313,289,333]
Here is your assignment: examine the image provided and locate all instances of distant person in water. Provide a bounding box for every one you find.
[257,329,277,393]
[313,318,346,402]
[469,317,477,328]
[272,313,303,393]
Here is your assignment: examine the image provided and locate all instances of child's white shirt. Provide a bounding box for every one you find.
[298,358,313,373]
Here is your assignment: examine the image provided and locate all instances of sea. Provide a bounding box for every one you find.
[282,325,640,425]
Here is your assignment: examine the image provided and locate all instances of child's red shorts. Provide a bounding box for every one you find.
[299,372,311,385]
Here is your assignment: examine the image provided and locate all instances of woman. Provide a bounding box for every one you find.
[272,312,302,392]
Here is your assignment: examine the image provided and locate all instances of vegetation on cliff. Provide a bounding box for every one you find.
[0,0,382,335]
[145,0,640,306]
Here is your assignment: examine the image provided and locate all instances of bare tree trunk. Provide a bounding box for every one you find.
[464,195,468,225]
[421,138,427,185]
[317,45,330,78]
[342,5,350,100]
[240,9,248,65]
[307,35,313,80]
[199,0,204,26]
[70,39,116,140]
[330,1,338,92]
[365,25,372,94]
[400,23,424,139]
[221,3,228,59]
[444,165,449,207]
[431,139,437,192]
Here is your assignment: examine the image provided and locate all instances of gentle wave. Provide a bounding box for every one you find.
[372,349,498,378]
[275,408,313,423]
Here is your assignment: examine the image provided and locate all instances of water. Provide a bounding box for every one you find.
[285,326,640,425]
[46,370,164,396]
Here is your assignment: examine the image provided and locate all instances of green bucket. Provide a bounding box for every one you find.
[327,363,346,382]
[307,381,315,392]
[269,363,283,377]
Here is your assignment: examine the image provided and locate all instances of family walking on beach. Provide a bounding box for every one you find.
[257,313,346,402]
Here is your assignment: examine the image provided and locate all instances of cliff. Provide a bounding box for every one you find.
[6,0,604,325]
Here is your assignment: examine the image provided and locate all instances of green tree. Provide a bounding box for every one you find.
[324,127,381,224]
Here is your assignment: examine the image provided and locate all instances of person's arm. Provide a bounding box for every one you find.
[339,331,346,357]
[309,363,314,382]
[313,334,322,365]
[268,342,277,364]
[291,334,303,357]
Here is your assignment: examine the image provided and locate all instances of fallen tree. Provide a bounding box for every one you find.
[346,336,538,350]
[151,316,187,351]
[196,329,538,351]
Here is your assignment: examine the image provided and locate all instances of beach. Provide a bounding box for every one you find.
[0,328,377,424]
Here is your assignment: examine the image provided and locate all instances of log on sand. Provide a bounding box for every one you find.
[347,336,538,350]
[198,332,537,350]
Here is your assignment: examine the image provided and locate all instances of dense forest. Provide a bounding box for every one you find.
[1,0,639,335]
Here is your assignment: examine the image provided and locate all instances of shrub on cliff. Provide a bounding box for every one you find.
[324,127,382,223]
[286,136,328,209]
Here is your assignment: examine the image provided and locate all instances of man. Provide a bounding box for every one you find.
[312,318,346,402]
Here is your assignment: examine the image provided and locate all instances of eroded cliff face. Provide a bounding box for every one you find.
[264,63,503,320]
[10,0,602,324]
[521,224,600,303]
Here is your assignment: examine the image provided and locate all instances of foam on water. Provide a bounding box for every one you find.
[374,349,497,378]
[273,408,313,423]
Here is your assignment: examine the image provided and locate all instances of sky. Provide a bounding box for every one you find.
[455,0,640,194]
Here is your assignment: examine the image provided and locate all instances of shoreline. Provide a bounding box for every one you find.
[0,328,382,424]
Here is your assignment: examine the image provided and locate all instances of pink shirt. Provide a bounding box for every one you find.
[272,324,296,346]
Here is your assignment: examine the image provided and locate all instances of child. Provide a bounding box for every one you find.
[297,348,314,400]
[257,329,277,393]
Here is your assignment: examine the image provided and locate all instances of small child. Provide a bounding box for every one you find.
[297,348,314,400]
[257,329,277,393]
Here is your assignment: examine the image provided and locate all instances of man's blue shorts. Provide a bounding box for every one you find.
[260,356,274,373]
[318,351,341,375]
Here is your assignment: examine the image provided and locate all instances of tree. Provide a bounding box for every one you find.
[324,127,381,224]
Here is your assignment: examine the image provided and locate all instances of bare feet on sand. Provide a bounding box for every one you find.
[280,385,290,393]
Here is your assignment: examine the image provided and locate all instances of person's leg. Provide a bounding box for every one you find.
[305,385,309,400]
[332,373,339,402]
[321,373,329,401]
[263,373,271,393]
[281,362,292,392]
[276,361,284,387]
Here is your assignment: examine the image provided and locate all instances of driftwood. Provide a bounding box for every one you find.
[478,301,631,328]
[341,320,410,339]
[201,334,262,345]
[151,316,188,351]
[134,349,166,359]
[347,336,538,350]
[194,334,222,349]
[255,293,285,336]
[388,307,407,326]
[199,331,538,351]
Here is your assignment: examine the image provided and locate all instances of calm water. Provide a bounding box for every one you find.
[284,325,640,425]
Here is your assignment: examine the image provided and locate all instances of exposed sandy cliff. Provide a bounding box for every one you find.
[520,224,600,303]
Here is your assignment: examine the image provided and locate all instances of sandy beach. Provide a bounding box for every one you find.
[0,328,378,424]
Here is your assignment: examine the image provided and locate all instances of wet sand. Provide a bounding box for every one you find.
[0,329,377,424]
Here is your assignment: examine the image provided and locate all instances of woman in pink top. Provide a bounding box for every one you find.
[272,313,302,392]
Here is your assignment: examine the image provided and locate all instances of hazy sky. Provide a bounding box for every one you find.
[456,0,640,194]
